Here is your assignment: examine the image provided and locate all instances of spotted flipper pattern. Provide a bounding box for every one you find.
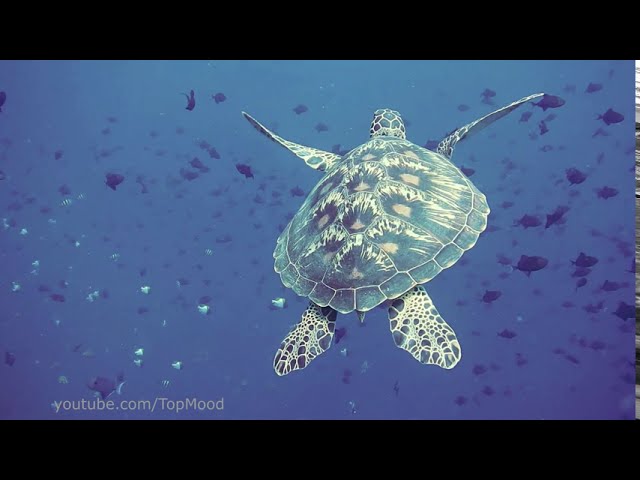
[242,112,342,172]
[388,285,461,369]
[437,93,545,158]
[273,302,337,376]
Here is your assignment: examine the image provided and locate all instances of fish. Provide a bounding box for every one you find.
[513,214,541,229]
[393,380,400,396]
[88,373,125,400]
[315,123,329,132]
[613,302,634,321]
[0,91,6,112]
[4,351,15,366]
[472,364,487,375]
[180,168,199,181]
[571,267,591,278]
[236,163,254,179]
[565,168,586,185]
[293,104,308,114]
[497,329,517,339]
[290,186,305,197]
[514,255,548,277]
[457,104,469,112]
[212,92,226,104]
[538,120,549,135]
[571,252,598,268]
[460,165,475,177]
[585,82,602,93]
[105,173,125,191]
[591,127,609,138]
[597,108,623,125]
[481,88,496,98]
[575,278,587,291]
[596,186,618,199]
[601,280,622,292]
[532,94,565,111]
[190,157,209,172]
[454,396,468,406]
[519,111,532,123]
[500,201,514,209]
[334,327,347,345]
[54,150,64,160]
[50,294,65,302]
[183,89,195,110]
[482,290,501,303]
[545,205,569,228]
[539,145,554,152]
[583,301,604,314]
[0,170,5,181]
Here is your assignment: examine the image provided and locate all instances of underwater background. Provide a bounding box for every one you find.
[0,60,635,420]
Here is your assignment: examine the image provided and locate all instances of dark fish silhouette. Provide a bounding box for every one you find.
[481,88,496,99]
[544,113,557,122]
[591,127,609,138]
[54,150,64,160]
[538,120,549,135]
[583,301,604,314]
[457,104,469,112]
[88,373,125,400]
[315,123,329,132]
[500,201,514,209]
[58,184,71,196]
[50,294,65,302]
[482,290,501,303]
[423,140,439,151]
[496,254,512,266]
[585,82,602,93]
[236,163,254,179]
[212,92,226,104]
[515,255,548,277]
[105,173,125,191]
[532,94,565,111]
[597,108,623,125]
[4,351,15,366]
[498,329,517,339]
[0,170,5,181]
[627,259,635,273]
[575,279,587,294]
[539,145,553,152]
[565,168,586,185]
[572,252,598,268]
[612,302,634,321]
[571,267,591,278]
[290,186,305,197]
[393,380,400,396]
[460,165,475,177]
[545,205,569,228]
[334,327,347,345]
[601,280,621,292]
[454,396,467,406]
[472,364,487,376]
[190,158,209,172]
[515,353,527,367]
[513,214,541,229]
[293,104,308,114]
[183,89,195,111]
[519,111,532,123]
[596,186,618,199]
[0,91,6,112]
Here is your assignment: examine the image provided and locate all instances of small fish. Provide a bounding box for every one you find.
[571,267,591,278]
[532,94,565,111]
[565,168,586,185]
[585,82,602,93]
[539,145,554,152]
[513,214,541,229]
[190,157,209,172]
[293,104,308,114]
[183,89,195,111]
[334,327,347,345]
[315,123,329,132]
[54,150,64,160]
[500,201,514,209]
[572,252,598,268]
[472,364,487,375]
[460,165,475,177]
[482,290,501,303]
[596,186,618,199]
[601,280,621,292]
[497,329,517,339]
[591,127,609,138]
[538,120,549,135]
[612,302,634,321]
[545,205,569,228]
[236,163,254,179]
[212,92,226,104]
[50,293,65,302]
[597,108,623,125]
[544,113,557,122]
[454,396,468,406]
[519,111,532,123]
[575,278,588,292]
[0,170,5,181]
[496,254,512,266]
[0,91,6,112]
[393,380,400,396]
[457,104,469,112]
[5,351,15,366]
[583,301,604,314]
[105,173,125,191]
[180,168,199,181]
[88,373,125,400]
[515,255,548,277]
[481,88,496,98]
[290,186,305,197]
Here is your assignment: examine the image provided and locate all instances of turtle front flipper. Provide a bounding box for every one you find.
[242,112,341,172]
[388,286,461,369]
[273,302,337,376]
[437,92,545,158]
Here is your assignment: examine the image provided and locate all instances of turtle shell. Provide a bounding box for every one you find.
[274,137,490,314]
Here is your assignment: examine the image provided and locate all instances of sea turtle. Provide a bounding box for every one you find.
[243,92,544,376]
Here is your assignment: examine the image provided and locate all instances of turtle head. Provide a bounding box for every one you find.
[370,108,406,139]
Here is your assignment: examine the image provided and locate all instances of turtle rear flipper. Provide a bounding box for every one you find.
[273,302,337,376]
[242,112,341,172]
[388,286,461,369]
[437,92,545,158]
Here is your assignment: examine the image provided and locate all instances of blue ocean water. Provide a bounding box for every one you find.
[0,60,635,420]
